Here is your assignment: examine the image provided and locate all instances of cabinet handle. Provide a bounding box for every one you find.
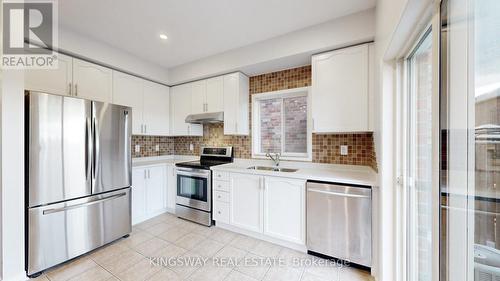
[144,170,147,179]
[218,211,221,215]
[74,84,78,96]
[148,169,151,179]
[235,122,238,132]
[69,82,72,96]
[144,124,147,134]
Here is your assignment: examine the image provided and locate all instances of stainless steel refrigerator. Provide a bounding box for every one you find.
[25,91,132,276]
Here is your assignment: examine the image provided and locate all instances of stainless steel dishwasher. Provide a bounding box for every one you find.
[306,181,372,267]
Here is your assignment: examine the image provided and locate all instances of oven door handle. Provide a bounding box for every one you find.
[176,170,210,178]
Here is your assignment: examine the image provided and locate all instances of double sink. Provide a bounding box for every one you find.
[247,166,298,173]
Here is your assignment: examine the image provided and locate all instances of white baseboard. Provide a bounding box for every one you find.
[215,222,307,253]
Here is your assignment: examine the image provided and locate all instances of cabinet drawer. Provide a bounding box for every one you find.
[214,190,230,203]
[214,180,229,192]
[213,171,229,181]
[214,201,230,223]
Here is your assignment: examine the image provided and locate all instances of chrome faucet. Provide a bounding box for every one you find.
[266,152,281,167]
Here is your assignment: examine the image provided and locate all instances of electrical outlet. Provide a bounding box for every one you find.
[189,143,194,151]
[155,144,160,152]
[340,145,348,156]
[135,145,140,153]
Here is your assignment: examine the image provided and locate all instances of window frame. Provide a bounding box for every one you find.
[251,86,312,161]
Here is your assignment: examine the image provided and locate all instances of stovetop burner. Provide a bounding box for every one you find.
[175,146,233,170]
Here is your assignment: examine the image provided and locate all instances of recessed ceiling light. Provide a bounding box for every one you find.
[159,34,168,40]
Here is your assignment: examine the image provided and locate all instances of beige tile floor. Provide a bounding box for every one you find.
[32,213,373,281]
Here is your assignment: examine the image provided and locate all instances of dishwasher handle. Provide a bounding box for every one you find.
[307,188,371,199]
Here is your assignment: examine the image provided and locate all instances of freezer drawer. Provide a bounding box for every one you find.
[27,188,131,275]
[306,181,372,267]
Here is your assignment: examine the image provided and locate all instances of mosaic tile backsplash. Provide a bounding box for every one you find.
[132,65,378,171]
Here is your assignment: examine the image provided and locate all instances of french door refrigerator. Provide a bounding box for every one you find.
[25,91,132,276]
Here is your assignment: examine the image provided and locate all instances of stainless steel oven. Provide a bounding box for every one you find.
[176,167,211,212]
[175,146,233,226]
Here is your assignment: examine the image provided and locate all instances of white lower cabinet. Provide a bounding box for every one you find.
[132,165,169,224]
[131,168,147,224]
[230,173,263,233]
[218,172,306,246]
[145,166,166,214]
[263,177,306,244]
[166,166,176,211]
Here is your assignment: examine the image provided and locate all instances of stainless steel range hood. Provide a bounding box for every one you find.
[185,112,224,124]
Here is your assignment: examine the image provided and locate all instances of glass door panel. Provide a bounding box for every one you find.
[441,0,500,280]
[407,29,434,281]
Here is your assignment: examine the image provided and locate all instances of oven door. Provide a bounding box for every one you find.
[176,167,211,212]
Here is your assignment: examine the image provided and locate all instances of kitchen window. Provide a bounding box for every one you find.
[252,87,312,161]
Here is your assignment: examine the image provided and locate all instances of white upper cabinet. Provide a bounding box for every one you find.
[112,71,144,134]
[170,84,203,136]
[223,73,249,135]
[312,44,370,133]
[113,71,170,136]
[142,81,170,136]
[72,58,113,102]
[263,177,305,244]
[190,77,224,114]
[230,173,263,233]
[206,76,224,113]
[191,80,207,114]
[25,52,73,96]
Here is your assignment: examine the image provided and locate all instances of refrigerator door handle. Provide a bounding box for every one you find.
[85,116,91,183]
[92,116,100,182]
[42,192,127,215]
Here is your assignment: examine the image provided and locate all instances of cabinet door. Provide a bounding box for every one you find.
[230,173,263,233]
[25,52,73,96]
[72,58,113,102]
[206,77,223,112]
[143,81,170,136]
[312,44,368,133]
[112,71,144,134]
[132,168,147,224]
[263,177,305,244]
[191,80,206,114]
[166,166,176,211]
[146,166,166,214]
[170,84,191,136]
[223,73,249,135]
[223,73,238,135]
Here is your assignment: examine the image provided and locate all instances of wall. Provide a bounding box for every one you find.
[58,28,170,84]
[1,71,26,281]
[167,9,376,84]
[133,66,378,171]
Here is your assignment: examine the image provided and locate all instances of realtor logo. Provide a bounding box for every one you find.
[2,0,58,69]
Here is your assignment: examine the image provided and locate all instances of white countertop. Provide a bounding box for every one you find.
[132,155,198,167]
[211,158,378,187]
[133,156,378,186]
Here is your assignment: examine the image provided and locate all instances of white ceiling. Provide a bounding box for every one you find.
[59,0,375,69]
